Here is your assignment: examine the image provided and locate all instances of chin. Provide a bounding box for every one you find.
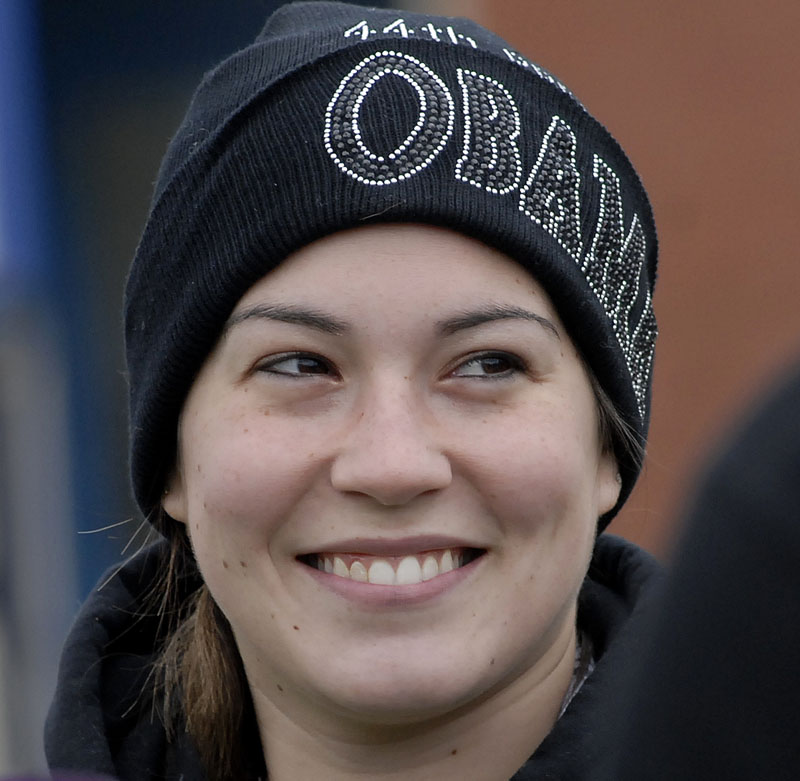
[309,655,491,725]
[326,685,479,727]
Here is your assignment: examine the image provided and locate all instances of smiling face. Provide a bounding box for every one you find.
[164,223,620,733]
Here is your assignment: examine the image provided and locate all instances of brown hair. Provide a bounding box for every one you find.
[589,369,645,464]
[150,379,642,780]
[149,521,253,781]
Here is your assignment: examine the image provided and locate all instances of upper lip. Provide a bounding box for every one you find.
[298,535,486,557]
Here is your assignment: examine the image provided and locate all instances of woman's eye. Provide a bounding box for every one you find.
[451,352,525,379]
[257,353,335,377]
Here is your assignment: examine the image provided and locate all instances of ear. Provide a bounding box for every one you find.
[595,450,622,518]
[162,467,189,525]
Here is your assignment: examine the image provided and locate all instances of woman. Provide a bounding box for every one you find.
[46,2,661,779]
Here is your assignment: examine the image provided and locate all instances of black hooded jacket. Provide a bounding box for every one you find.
[46,533,661,780]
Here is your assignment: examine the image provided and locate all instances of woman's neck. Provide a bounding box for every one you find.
[252,624,578,781]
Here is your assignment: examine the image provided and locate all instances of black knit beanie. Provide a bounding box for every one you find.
[125,1,657,529]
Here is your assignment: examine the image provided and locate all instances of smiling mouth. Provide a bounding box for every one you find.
[298,548,484,586]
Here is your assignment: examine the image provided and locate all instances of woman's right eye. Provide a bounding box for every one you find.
[257,352,335,377]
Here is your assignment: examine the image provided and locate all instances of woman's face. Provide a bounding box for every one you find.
[165,224,619,727]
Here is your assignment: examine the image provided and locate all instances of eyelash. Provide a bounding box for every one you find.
[256,350,527,382]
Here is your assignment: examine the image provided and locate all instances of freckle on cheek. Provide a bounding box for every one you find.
[240,560,247,569]
[293,625,300,631]
[222,560,229,569]
[263,409,270,416]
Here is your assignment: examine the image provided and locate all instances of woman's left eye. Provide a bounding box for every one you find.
[450,352,526,379]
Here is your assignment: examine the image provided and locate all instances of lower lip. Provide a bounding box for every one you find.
[302,556,483,608]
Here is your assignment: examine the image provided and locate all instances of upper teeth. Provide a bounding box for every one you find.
[318,549,463,586]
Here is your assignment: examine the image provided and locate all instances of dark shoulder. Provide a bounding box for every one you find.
[46,541,205,780]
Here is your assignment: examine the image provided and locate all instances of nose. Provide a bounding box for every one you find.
[330,386,452,506]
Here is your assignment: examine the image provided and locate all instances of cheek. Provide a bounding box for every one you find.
[471,405,602,528]
[473,412,599,636]
[180,413,318,543]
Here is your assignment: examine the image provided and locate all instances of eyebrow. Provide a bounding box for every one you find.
[224,302,559,340]
[224,303,349,336]
[436,304,561,339]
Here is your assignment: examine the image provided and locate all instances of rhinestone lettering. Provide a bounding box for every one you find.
[455,69,522,195]
[324,51,455,186]
[585,157,655,415]
[519,116,583,262]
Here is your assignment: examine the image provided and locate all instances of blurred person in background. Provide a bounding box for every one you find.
[45,2,661,779]
[598,359,800,781]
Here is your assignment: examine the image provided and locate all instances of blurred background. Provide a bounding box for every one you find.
[1,0,798,773]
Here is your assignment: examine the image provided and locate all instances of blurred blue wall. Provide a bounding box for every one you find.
[1,0,77,772]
